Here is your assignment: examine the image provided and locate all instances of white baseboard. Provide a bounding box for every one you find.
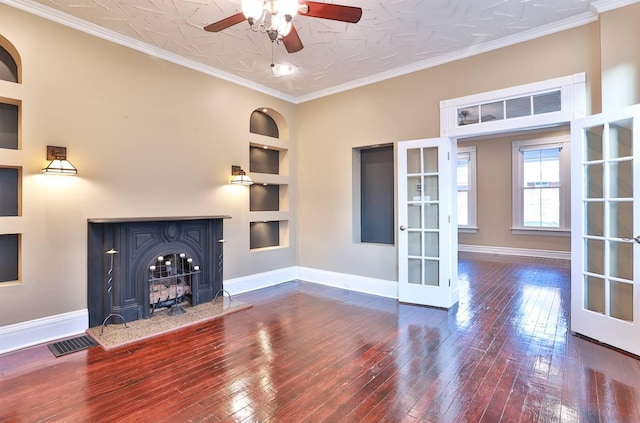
[224,266,299,295]
[0,309,88,355]
[8,249,567,355]
[298,267,398,299]
[459,244,571,260]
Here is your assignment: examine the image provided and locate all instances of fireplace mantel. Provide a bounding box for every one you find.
[87,216,228,327]
[88,215,230,224]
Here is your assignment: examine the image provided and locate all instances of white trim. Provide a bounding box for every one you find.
[459,244,571,260]
[0,0,615,103]
[225,266,399,298]
[440,73,586,138]
[592,0,640,13]
[298,267,398,299]
[0,309,87,355]
[297,13,597,103]
[224,266,298,295]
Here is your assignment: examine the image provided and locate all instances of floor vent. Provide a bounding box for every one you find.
[48,335,98,357]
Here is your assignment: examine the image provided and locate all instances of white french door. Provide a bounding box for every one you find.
[571,104,640,355]
[397,137,458,308]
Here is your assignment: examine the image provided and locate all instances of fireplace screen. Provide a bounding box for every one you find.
[148,252,200,315]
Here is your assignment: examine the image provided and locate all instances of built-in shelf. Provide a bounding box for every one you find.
[0,39,21,285]
[247,110,290,251]
[0,233,19,283]
[0,167,20,216]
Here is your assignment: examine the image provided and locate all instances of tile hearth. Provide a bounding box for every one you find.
[86,297,251,350]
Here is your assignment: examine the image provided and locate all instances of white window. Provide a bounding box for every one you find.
[457,146,477,232]
[512,137,570,233]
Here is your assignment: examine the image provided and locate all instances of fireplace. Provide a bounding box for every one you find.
[87,216,229,327]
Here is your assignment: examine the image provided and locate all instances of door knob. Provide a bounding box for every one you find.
[635,235,640,244]
[399,225,406,231]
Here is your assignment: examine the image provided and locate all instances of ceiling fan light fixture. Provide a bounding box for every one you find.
[241,0,264,21]
[271,63,295,76]
[278,0,299,18]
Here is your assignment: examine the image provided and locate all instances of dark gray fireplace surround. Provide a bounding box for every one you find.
[87,216,229,328]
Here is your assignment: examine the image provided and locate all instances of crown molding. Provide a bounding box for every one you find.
[0,0,298,104]
[296,11,599,103]
[591,0,640,13]
[2,0,635,103]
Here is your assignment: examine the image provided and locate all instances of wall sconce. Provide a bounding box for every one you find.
[42,146,78,175]
[230,165,253,185]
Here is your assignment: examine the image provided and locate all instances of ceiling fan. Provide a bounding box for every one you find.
[204,0,363,53]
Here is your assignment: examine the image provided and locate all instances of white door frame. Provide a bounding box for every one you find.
[415,73,587,307]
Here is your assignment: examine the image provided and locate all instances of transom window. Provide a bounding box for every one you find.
[512,137,570,233]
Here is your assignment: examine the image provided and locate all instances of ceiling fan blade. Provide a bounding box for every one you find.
[283,25,304,53]
[300,1,362,23]
[204,12,246,32]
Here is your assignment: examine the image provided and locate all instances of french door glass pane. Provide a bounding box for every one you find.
[407,149,421,173]
[610,241,633,280]
[610,202,632,239]
[609,161,633,198]
[408,204,422,228]
[424,260,439,286]
[585,201,604,237]
[408,232,422,256]
[584,275,605,314]
[586,125,604,161]
[423,175,439,201]
[608,118,633,158]
[610,281,633,322]
[408,176,421,200]
[408,259,422,285]
[423,147,438,172]
[424,232,439,257]
[424,204,439,229]
[586,163,604,198]
[586,239,605,275]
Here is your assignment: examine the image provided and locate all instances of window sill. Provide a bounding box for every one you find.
[458,226,479,234]
[511,227,570,237]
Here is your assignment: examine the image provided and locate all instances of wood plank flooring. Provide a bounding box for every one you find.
[2,252,640,422]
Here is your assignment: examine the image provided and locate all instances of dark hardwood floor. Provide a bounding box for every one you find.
[2,252,640,422]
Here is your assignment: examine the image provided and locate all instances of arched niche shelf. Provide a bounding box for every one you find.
[249,108,289,141]
[0,35,21,83]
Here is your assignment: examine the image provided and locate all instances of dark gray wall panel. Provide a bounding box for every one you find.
[0,103,18,150]
[0,167,18,216]
[0,234,18,282]
[249,111,279,138]
[250,184,280,211]
[250,147,280,174]
[250,221,280,249]
[361,146,394,244]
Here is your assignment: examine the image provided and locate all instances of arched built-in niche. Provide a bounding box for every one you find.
[0,35,21,284]
[0,35,21,83]
[248,107,290,250]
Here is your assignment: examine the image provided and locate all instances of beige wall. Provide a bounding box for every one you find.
[458,127,571,252]
[2,2,640,329]
[600,2,640,111]
[0,4,297,326]
[297,23,600,282]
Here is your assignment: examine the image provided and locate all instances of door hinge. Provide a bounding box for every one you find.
[448,152,450,160]
[448,215,451,223]
[449,278,451,287]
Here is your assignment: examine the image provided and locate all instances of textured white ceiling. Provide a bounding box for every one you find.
[11,0,611,100]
